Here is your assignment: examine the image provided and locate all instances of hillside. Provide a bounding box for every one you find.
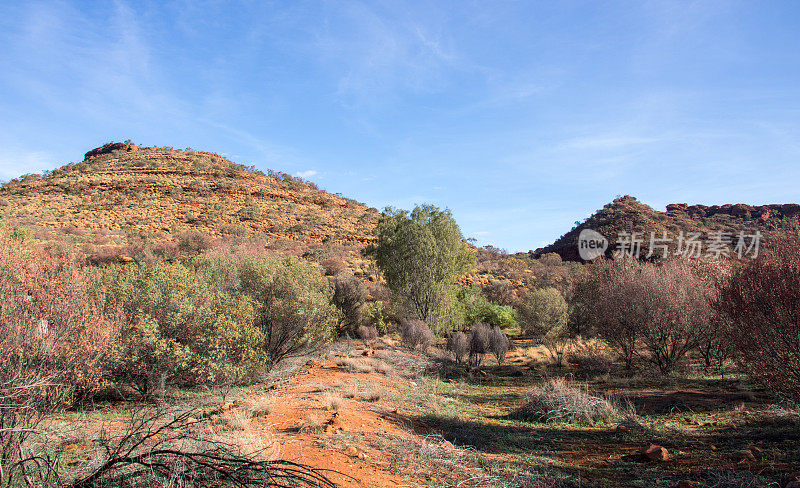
[0,142,380,263]
[533,195,800,261]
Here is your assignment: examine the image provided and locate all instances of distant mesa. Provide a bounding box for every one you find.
[533,195,798,262]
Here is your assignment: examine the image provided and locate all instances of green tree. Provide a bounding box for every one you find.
[367,205,476,334]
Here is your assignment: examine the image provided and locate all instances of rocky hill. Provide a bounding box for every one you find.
[533,195,800,261]
[0,143,380,266]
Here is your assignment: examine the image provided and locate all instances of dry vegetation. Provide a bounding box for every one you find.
[1,144,799,487]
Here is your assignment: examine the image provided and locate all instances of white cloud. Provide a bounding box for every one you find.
[295,170,318,178]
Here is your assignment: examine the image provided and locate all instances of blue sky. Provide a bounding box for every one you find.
[1,1,799,251]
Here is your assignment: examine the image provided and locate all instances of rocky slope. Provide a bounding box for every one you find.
[533,195,799,261]
[0,142,380,264]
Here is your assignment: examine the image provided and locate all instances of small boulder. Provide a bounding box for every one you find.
[642,444,670,462]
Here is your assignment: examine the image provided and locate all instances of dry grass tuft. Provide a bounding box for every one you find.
[515,378,621,425]
[373,361,394,375]
[242,396,274,418]
[337,357,375,374]
[324,393,342,411]
[341,385,357,399]
[299,414,325,434]
[221,409,251,431]
[359,388,382,402]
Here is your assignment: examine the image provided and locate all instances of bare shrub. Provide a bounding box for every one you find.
[580,257,714,374]
[400,319,435,351]
[61,409,333,488]
[468,322,490,367]
[321,257,346,276]
[152,239,179,260]
[356,325,378,341]
[488,326,509,364]
[636,259,714,375]
[569,341,612,376]
[331,275,367,334]
[177,230,215,254]
[515,378,620,424]
[446,331,469,364]
[718,231,800,399]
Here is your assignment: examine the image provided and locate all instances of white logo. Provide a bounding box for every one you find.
[578,229,608,260]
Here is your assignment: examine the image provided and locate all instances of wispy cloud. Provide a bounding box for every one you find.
[295,170,318,178]
[310,1,460,110]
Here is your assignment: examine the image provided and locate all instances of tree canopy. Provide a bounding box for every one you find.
[367,204,475,333]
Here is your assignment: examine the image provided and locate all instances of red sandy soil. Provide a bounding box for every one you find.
[252,350,430,488]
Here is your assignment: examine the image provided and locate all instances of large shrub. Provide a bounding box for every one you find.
[518,287,570,364]
[237,255,339,366]
[107,259,262,394]
[367,205,476,334]
[636,259,713,375]
[0,229,117,481]
[330,275,368,334]
[517,287,569,338]
[717,231,800,399]
[580,258,713,374]
[107,253,338,394]
[455,286,518,330]
[576,259,640,371]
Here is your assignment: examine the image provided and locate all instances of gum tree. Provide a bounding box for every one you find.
[367,204,475,334]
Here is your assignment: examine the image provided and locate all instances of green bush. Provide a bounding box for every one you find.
[106,260,262,395]
[367,204,475,334]
[106,252,338,395]
[454,286,518,330]
[517,287,569,338]
[517,287,570,364]
[237,255,339,366]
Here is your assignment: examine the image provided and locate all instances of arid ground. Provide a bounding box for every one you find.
[50,338,799,488]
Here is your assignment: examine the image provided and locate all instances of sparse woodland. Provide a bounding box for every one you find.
[0,145,799,487]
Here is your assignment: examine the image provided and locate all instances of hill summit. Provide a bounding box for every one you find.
[0,142,379,254]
